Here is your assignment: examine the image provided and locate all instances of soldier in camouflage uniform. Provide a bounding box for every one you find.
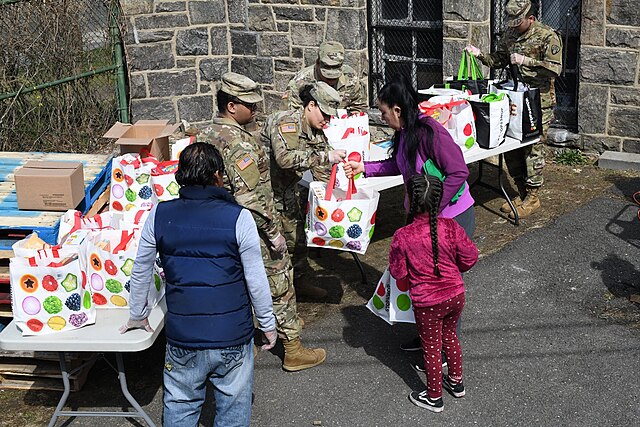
[284,41,368,113]
[466,0,563,218]
[197,72,326,372]
[262,82,345,298]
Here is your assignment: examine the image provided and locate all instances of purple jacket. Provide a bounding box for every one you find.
[364,115,474,219]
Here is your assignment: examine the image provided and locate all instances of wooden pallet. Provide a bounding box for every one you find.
[0,355,95,391]
[0,152,113,249]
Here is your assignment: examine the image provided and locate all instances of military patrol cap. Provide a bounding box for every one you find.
[220,72,263,103]
[318,41,345,80]
[506,0,532,27]
[310,81,341,116]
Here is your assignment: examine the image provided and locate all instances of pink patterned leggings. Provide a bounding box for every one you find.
[414,293,465,399]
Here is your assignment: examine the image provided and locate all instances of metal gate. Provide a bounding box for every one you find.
[492,0,581,131]
[369,0,443,106]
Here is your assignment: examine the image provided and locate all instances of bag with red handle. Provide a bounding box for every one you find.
[305,164,380,255]
[419,96,478,153]
[109,151,159,212]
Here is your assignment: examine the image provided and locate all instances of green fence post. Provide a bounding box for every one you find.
[110,1,129,123]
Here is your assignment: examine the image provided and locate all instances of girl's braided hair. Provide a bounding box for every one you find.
[407,174,444,276]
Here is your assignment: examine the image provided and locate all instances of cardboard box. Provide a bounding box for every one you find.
[14,161,85,211]
[103,120,180,162]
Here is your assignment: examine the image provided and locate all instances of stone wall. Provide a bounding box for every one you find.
[577,0,640,153]
[120,0,368,126]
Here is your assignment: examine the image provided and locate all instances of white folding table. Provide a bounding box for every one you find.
[0,299,167,427]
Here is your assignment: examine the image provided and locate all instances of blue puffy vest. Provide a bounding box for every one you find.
[155,185,254,349]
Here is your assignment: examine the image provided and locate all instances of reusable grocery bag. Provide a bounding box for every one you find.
[85,229,164,309]
[10,249,96,336]
[366,267,415,324]
[419,97,478,152]
[436,51,492,95]
[306,165,379,255]
[490,76,542,141]
[150,160,180,202]
[110,153,158,212]
[324,111,370,162]
[468,92,510,149]
[57,209,122,244]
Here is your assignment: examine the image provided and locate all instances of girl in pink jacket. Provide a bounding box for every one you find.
[389,174,478,413]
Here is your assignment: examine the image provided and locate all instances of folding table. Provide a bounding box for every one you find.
[0,299,166,427]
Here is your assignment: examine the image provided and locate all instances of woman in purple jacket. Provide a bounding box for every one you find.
[344,75,475,353]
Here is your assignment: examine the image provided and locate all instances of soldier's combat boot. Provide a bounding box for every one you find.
[501,180,527,213]
[282,338,326,372]
[509,186,541,219]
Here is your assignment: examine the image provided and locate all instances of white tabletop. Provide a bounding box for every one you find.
[0,298,166,353]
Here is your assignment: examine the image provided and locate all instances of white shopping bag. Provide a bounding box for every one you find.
[150,160,180,202]
[10,249,96,336]
[171,136,194,161]
[419,97,478,152]
[366,266,415,324]
[324,112,370,190]
[468,93,510,149]
[490,80,543,141]
[306,165,379,255]
[110,153,158,212]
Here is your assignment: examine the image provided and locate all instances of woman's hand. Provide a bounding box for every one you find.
[343,161,364,179]
[328,149,346,163]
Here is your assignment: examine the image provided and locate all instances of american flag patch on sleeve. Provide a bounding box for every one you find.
[236,155,254,171]
[280,123,297,133]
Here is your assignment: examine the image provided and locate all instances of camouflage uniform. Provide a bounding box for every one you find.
[479,16,563,187]
[285,64,368,113]
[260,109,332,254]
[284,41,367,113]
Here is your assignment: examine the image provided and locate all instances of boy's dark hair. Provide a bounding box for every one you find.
[407,174,444,276]
[299,84,315,109]
[216,90,247,113]
[378,74,436,169]
[175,142,225,187]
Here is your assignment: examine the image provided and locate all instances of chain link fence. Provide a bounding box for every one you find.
[0,0,128,153]
[492,0,581,131]
[369,0,443,105]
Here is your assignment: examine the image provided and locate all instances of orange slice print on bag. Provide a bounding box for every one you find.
[112,168,124,182]
[89,253,102,271]
[20,274,39,293]
[315,207,328,221]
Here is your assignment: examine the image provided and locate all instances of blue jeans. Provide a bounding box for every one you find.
[163,340,253,427]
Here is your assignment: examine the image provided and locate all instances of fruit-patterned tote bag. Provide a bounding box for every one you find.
[110,153,158,212]
[366,267,415,324]
[10,249,96,336]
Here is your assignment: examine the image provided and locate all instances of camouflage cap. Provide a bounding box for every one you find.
[506,0,532,27]
[220,72,263,103]
[310,81,341,116]
[318,41,345,80]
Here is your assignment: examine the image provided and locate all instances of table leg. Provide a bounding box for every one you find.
[497,154,520,226]
[48,352,71,427]
[116,352,157,427]
[350,252,368,285]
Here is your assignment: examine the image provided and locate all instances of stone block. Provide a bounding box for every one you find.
[622,139,640,154]
[136,30,174,43]
[130,73,147,99]
[210,27,229,55]
[291,23,324,47]
[277,23,290,32]
[292,47,303,58]
[582,136,621,153]
[148,70,198,97]
[610,88,640,106]
[176,27,208,56]
[598,150,640,170]
[274,59,302,72]
[228,0,248,23]
[325,9,366,49]
[189,1,226,25]
[580,0,605,46]
[273,6,313,21]
[444,0,486,22]
[274,72,295,92]
[200,58,228,81]
[606,28,640,50]
[608,106,640,138]
[131,98,176,121]
[315,8,326,21]
[248,5,277,31]
[260,34,290,57]
[231,31,258,55]
[263,0,297,4]
[177,95,214,123]
[442,40,467,77]
[200,84,212,93]
[135,14,189,30]
[577,84,608,134]
[121,0,153,15]
[231,57,274,84]
[607,0,640,27]
[263,91,285,113]
[303,47,318,66]
[155,1,186,12]
[444,21,468,39]
[176,58,196,68]
[300,0,339,5]
[579,48,637,85]
[128,43,174,71]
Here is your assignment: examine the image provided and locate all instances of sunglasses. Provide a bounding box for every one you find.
[237,100,258,112]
